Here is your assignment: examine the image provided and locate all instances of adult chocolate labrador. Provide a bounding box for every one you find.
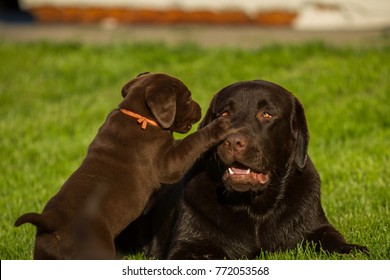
[118,79,367,259]
[14,73,230,259]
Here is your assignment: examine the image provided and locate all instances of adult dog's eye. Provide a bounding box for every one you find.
[222,111,230,117]
[259,111,272,119]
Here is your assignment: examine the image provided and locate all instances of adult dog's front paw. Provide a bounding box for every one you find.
[334,243,369,254]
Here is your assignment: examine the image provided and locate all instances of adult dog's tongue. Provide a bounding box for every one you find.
[228,167,250,175]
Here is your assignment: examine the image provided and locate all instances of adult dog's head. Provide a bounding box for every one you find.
[200,80,309,192]
[120,72,201,133]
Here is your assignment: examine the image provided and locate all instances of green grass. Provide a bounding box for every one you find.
[0,38,389,260]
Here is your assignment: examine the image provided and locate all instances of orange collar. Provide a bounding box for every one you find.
[120,108,159,130]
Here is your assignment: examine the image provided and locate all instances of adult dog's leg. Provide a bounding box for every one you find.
[308,224,368,254]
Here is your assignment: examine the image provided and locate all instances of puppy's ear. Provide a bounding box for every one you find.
[145,86,176,129]
[292,97,309,171]
[198,95,217,129]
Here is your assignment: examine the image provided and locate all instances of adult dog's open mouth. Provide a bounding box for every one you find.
[223,162,269,190]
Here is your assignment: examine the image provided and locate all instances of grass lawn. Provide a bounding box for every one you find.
[0,38,388,260]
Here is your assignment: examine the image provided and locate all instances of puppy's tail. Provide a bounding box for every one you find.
[14,212,55,232]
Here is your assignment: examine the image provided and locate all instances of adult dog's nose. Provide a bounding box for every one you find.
[224,133,247,152]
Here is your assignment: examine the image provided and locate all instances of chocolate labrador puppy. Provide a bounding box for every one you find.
[14,72,230,259]
[118,79,367,259]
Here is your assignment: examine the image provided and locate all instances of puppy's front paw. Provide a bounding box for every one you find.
[209,116,231,141]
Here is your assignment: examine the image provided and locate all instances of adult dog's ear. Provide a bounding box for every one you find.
[145,86,176,129]
[292,97,310,171]
[198,95,217,129]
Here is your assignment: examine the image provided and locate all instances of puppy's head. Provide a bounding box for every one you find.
[120,72,201,133]
[200,80,309,192]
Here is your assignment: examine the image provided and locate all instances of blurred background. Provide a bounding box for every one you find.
[0,0,389,47]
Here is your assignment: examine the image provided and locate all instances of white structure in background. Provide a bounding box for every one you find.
[20,0,390,30]
[294,1,390,30]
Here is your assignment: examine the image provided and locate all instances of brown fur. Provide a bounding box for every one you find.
[14,72,230,259]
[115,79,368,259]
